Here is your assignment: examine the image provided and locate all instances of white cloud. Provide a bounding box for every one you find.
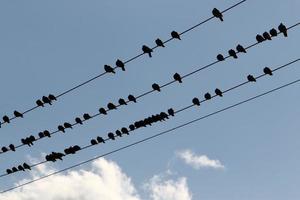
[177,149,225,170]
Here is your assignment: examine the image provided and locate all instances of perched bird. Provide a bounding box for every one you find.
[14,110,23,118]
[21,138,28,146]
[192,98,200,106]
[99,107,107,115]
[171,31,181,40]
[6,169,12,174]
[73,145,81,152]
[160,112,169,120]
[116,130,122,137]
[256,34,265,43]
[215,88,223,97]
[45,154,55,162]
[217,54,225,61]
[48,94,57,101]
[12,167,18,173]
[64,122,72,129]
[38,132,45,138]
[42,96,52,105]
[107,102,117,110]
[247,75,256,82]
[104,65,115,74]
[83,113,92,120]
[278,23,288,37]
[173,73,182,83]
[36,99,44,107]
[129,124,135,131]
[1,147,8,152]
[3,115,10,123]
[23,163,31,170]
[53,152,65,160]
[58,125,65,133]
[118,98,127,105]
[204,93,212,100]
[269,28,278,37]
[9,144,15,151]
[75,117,83,125]
[116,59,125,71]
[121,127,129,135]
[263,31,272,40]
[228,49,238,59]
[97,136,105,143]
[263,67,273,76]
[108,132,115,140]
[168,108,175,116]
[142,45,153,57]
[155,38,165,47]
[43,130,51,137]
[236,44,246,53]
[17,165,25,171]
[212,8,223,21]
[152,83,161,92]
[90,139,98,145]
[29,135,36,145]
[128,94,137,103]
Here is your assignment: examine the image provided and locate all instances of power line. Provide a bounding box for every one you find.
[0,0,248,128]
[1,77,299,194]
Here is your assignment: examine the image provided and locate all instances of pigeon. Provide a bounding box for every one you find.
[91,139,98,145]
[118,98,127,105]
[3,115,10,123]
[278,23,288,37]
[247,75,256,82]
[36,99,44,107]
[29,135,36,145]
[53,152,65,160]
[45,154,56,162]
[204,93,212,100]
[48,94,57,101]
[192,97,200,106]
[236,44,246,53]
[133,121,141,128]
[107,102,117,110]
[42,96,52,105]
[83,113,92,120]
[215,88,223,97]
[269,28,278,37]
[128,94,137,103]
[171,31,181,40]
[99,107,107,115]
[6,169,13,174]
[121,127,129,135]
[228,49,238,59]
[97,136,105,143]
[23,163,31,170]
[116,130,122,137]
[58,125,65,133]
[167,108,175,116]
[263,31,272,40]
[212,8,223,21]
[152,83,161,92]
[12,167,18,172]
[173,73,182,83]
[64,148,71,155]
[104,65,115,74]
[160,112,169,120]
[14,110,23,118]
[116,59,125,71]
[217,54,225,61]
[129,124,135,131]
[1,147,8,152]
[17,165,25,171]
[75,117,83,125]
[108,132,115,140]
[9,144,15,151]
[43,130,51,137]
[38,132,45,138]
[21,138,29,146]
[256,34,265,43]
[263,67,273,76]
[73,145,81,152]
[155,38,165,47]
[142,45,153,57]
[64,122,72,129]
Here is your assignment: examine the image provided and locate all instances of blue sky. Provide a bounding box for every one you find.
[0,0,300,199]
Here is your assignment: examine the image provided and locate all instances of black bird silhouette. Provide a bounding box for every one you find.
[21,138,27,146]
[64,122,72,129]
[73,145,81,152]
[204,93,212,100]
[53,152,65,160]
[45,154,55,162]
[107,102,117,110]
[228,49,238,59]
[263,67,273,76]
[142,45,153,57]
[38,132,45,138]
[17,165,25,171]
[83,113,92,120]
[116,59,125,71]
[6,169,12,174]
[173,73,182,83]
[97,136,105,143]
[29,135,36,144]
[217,54,225,61]
[3,115,10,123]
[104,65,115,74]
[121,127,129,135]
[42,96,52,105]
[1,147,8,152]
[263,32,272,40]
[9,144,15,151]
[116,130,122,137]
[215,88,223,97]
[75,117,83,125]
[23,163,31,170]
[118,98,127,105]
[129,124,135,131]
[12,167,18,173]
[24,138,32,146]
[155,38,165,47]
[168,108,175,116]
[128,94,137,103]
[58,125,65,133]
[48,94,57,101]
[160,112,169,121]
[14,110,23,118]
[152,83,161,92]
[108,132,115,140]
[36,99,44,107]
[99,107,107,115]
[44,130,51,137]
[236,44,246,53]
[247,75,256,82]
[256,34,265,43]
[91,139,98,145]
[212,8,223,21]
[192,98,200,106]
[269,28,278,37]
[171,31,181,40]
[278,23,288,37]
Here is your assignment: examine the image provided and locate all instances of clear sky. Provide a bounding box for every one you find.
[0,0,300,199]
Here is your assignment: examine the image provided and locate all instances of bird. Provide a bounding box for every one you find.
[128,94,137,103]
[12,167,18,173]
[212,8,223,21]
[160,112,169,120]
[278,23,288,37]
[134,121,142,128]
[9,144,15,151]
[217,54,225,61]
[116,130,122,137]
[1,147,8,152]
[108,132,115,140]
[17,165,25,171]
[38,132,44,138]
[3,115,10,123]
[152,83,161,92]
[53,152,65,160]
[75,117,83,125]
[256,34,265,43]
[36,99,44,107]
[215,88,223,97]
[228,49,238,59]
[29,135,35,145]
[43,130,51,137]
[104,65,115,74]
[118,98,127,105]
[121,127,129,135]
[168,108,175,116]
[45,154,56,162]
[263,67,273,76]
[116,59,125,71]
[263,31,272,40]
[91,139,98,145]
[23,163,31,170]
[42,96,52,105]
[247,75,256,82]
[83,113,92,120]
[142,45,153,57]
[97,136,105,143]
[192,98,200,106]
[73,145,81,152]
[204,93,212,100]
[14,110,23,118]
[21,138,28,146]
[6,169,12,174]
[236,44,246,53]
[99,107,107,115]
[171,31,181,40]
[173,73,182,83]
[64,122,72,129]
[58,125,65,133]
[107,102,117,110]
[48,94,57,101]
[155,38,165,47]
[269,28,278,37]
[129,124,135,131]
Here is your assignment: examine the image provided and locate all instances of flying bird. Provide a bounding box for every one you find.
[247,74,256,82]
[236,44,246,53]
[263,31,272,40]
[128,94,137,103]
[263,67,273,76]
[171,31,181,40]
[269,28,278,37]
[42,96,52,105]
[3,115,10,123]
[212,8,223,21]
[142,45,153,57]
[14,110,23,118]
[204,93,212,100]
[104,65,115,74]
[215,88,223,97]
[107,102,117,110]
[173,73,182,83]
[83,113,92,120]
[278,23,288,37]
[118,98,127,105]
[9,144,15,151]
[256,34,265,43]
[192,97,200,106]
[64,122,72,129]
[228,49,238,59]
[108,132,115,140]
[75,117,83,125]
[217,54,225,61]
[152,83,161,92]
[99,107,107,115]
[36,99,44,107]
[167,108,175,116]
[116,59,125,71]
[58,125,65,133]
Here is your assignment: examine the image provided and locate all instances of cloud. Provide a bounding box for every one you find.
[177,149,225,170]
[1,158,192,200]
